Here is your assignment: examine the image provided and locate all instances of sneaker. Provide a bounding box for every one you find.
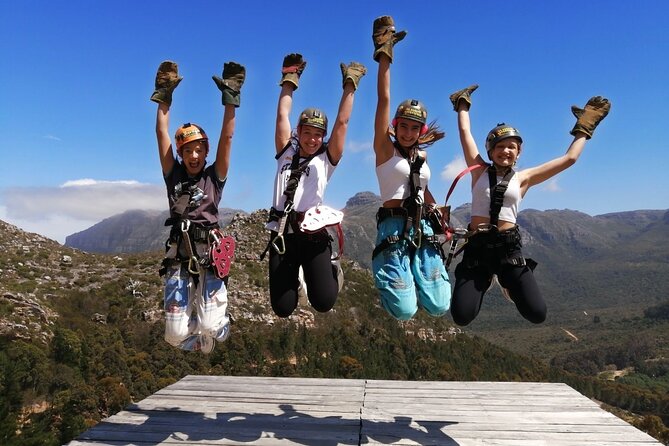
[179,334,215,354]
[297,266,308,304]
[332,259,344,293]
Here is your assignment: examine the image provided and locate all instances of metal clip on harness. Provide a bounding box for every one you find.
[180,219,200,275]
[271,201,293,255]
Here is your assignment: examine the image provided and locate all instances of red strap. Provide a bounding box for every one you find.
[444,164,487,205]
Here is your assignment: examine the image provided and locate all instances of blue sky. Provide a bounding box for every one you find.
[1,0,667,243]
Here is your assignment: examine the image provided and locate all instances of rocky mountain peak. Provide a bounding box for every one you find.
[345,191,381,208]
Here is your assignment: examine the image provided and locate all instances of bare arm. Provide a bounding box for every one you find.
[518,135,587,194]
[275,83,294,153]
[156,103,175,176]
[373,54,395,165]
[455,102,485,168]
[214,104,236,181]
[327,83,355,164]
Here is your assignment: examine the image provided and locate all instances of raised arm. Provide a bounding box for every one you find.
[275,84,294,153]
[328,62,366,164]
[374,55,393,161]
[211,61,246,181]
[520,96,611,191]
[372,16,406,165]
[450,85,484,167]
[150,61,182,175]
[519,136,587,190]
[276,53,306,153]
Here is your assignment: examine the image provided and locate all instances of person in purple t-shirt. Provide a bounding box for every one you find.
[150,60,244,353]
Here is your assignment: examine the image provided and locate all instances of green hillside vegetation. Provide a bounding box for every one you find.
[2,216,668,444]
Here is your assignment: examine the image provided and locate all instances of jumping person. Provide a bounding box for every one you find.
[448,84,610,325]
[151,60,245,352]
[264,53,366,318]
[371,16,451,321]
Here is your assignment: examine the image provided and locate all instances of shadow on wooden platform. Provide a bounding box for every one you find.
[69,375,661,445]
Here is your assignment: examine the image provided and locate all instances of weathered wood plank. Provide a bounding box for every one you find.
[68,376,661,446]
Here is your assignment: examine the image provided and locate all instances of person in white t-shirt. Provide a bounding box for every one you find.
[264,53,366,317]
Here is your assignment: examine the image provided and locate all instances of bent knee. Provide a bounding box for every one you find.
[450,306,476,326]
[526,308,547,324]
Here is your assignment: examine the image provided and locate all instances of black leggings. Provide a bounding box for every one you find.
[268,231,339,317]
[450,230,546,325]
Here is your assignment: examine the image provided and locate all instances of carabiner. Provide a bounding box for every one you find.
[187,256,200,275]
[271,234,286,255]
[410,228,423,249]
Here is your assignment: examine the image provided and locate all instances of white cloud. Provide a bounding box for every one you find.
[440,157,468,182]
[0,205,97,244]
[543,179,561,192]
[61,179,140,187]
[0,179,165,243]
[43,134,62,141]
[347,140,372,154]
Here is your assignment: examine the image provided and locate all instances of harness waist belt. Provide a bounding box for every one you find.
[376,207,408,222]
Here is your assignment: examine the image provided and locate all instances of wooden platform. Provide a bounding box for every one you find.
[69,375,661,445]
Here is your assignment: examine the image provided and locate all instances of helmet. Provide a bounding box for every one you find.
[298,108,328,134]
[485,123,522,152]
[175,123,208,151]
[394,99,428,125]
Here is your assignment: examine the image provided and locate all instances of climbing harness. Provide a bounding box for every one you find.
[444,164,535,272]
[261,144,327,260]
[160,174,234,279]
[372,144,445,261]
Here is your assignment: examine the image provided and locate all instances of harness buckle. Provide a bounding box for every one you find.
[474,223,496,234]
[452,227,469,239]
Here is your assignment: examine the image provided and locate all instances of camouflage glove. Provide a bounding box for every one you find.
[212,61,246,107]
[449,84,479,111]
[340,61,367,90]
[280,53,306,90]
[570,96,611,139]
[150,61,183,106]
[372,15,407,63]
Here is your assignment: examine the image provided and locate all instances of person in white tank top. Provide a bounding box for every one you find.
[266,52,366,318]
[370,16,451,321]
[448,84,611,326]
